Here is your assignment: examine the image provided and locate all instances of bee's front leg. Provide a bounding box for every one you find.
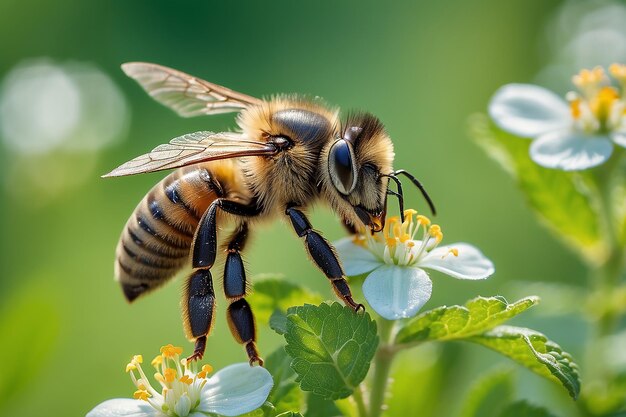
[184,198,261,363]
[286,206,364,312]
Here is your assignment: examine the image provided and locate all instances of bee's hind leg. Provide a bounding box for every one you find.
[286,206,364,312]
[223,222,263,366]
[184,198,261,363]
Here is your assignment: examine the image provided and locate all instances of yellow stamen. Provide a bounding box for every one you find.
[609,63,626,82]
[160,344,183,358]
[403,208,418,218]
[163,368,176,382]
[429,225,443,243]
[151,355,163,367]
[386,238,396,247]
[569,98,582,119]
[133,355,143,364]
[573,66,605,89]
[442,248,459,259]
[407,241,415,248]
[125,363,137,373]
[133,389,151,401]
[416,215,431,227]
[154,373,165,384]
[399,233,411,243]
[590,86,619,122]
[179,375,193,385]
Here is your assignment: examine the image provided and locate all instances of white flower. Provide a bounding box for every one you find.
[489,64,626,171]
[336,210,494,320]
[87,344,273,417]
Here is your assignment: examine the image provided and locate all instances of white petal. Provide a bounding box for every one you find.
[334,236,381,276]
[530,130,613,170]
[419,243,494,280]
[198,363,273,416]
[86,399,161,417]
[611,131,626,148]
[489,84,571,138]
[362,265,432,320]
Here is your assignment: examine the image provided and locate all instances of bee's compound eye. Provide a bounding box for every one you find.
[328,139,357,195]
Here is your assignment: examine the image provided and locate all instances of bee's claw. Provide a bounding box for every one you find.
[249,356,264,366]
[186,336,206,362]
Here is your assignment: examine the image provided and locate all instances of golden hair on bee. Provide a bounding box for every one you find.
[105,62,435,365]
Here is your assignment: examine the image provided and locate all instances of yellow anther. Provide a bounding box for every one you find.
[179,374,194,385]
[163,368,176,382]
[137,383,146,391]
[399,233,411,243]
[160,344,183,358]
[609,63,626,81]
[180,358,188,367]
[407,241,415,248]
[125,363,137,373]
[429,224,443,243]
[591,86,619,121]
[133,355,143,364]
[151,355,163,367]
[133,389,151,401]
[442,248,459,259]
[416,215,431,227]
[386,238,397,247]
[403,208,417,218]
[428,224,442,235]
[569,98,582,119]
[202,364,213,373]
[154,373,165,383]
[573,66,606,89]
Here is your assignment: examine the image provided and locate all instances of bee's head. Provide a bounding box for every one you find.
[321,112,437,232]
[321,112,394,232]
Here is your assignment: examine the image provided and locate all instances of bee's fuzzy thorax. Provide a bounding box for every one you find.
[237,96,340,213]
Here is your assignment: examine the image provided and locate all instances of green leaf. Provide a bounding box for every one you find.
[498,400,561,417]
[275,412,304,417]
[270,309,289,335]
[284,302,378,400]
[469,325,581,399]
[469,114,606,263]
[459,368,514,417]
[249,275,324,324]
[264,347,302,415]
[395,296,539,345]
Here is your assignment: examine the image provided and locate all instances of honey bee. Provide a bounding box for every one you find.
[105,62,435,365]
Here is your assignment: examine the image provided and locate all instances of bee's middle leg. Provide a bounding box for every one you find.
[286,206,364,312]
[223,222,262,366]
[184,198,261,362]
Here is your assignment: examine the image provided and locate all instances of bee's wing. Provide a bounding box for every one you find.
[103,131,276,177]
[121,62,263,118]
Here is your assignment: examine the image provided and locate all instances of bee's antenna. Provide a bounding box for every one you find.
[381,174,405,222]
[392,169,437,216]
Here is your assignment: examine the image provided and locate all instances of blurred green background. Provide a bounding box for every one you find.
[0,0,617,416]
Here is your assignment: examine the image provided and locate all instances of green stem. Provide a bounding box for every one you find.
[589,150,625,336]
[369,318,396,417]
[353,384,369,417]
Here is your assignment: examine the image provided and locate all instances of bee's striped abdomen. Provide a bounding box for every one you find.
[115,164,226,302]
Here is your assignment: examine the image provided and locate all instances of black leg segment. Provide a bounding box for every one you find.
[193,199,261,269]
[184,268,215,362]
[185,200,261,363]
[286,206,364,312]
[222,222,262,365]
[227,299,262,365]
